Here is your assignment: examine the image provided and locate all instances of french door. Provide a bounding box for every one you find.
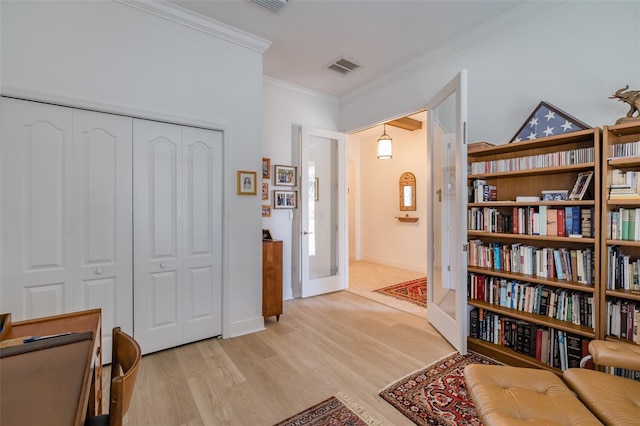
[426,70,469,354]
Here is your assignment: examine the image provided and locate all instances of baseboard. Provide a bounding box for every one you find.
[225,316,265,339]
[359,256,426,274]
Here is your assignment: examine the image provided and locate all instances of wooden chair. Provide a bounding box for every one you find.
[86,327,141,426]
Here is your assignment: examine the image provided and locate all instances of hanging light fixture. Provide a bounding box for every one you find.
[377,124,393,160]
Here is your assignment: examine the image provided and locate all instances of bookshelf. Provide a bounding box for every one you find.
[466,129,601,374]
[601,122,640,346]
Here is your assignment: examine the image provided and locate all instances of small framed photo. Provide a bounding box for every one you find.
[262,229,273,240]
[262,158,271,179]
[262,182,269,201]
[274,165,297,187]
[569,171,594,200]
[310,177,319,201]
[237,170,257,195]
[262,205,271,217]
[274,190,297,209]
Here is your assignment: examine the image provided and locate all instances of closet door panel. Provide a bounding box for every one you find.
[133,119,183,354]
[73,109,133,363]
[1,98,73,319]
[182,127,222,342]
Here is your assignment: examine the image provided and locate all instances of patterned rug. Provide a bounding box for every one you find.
[379,351,500,425]
[373,277,427,308]
[274,391,381,426]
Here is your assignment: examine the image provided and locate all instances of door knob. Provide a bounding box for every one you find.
[303,231,313,235]
[95,268,103,275]
[160,262,166,269]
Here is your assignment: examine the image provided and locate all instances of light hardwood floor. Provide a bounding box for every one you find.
[116,291,454,425]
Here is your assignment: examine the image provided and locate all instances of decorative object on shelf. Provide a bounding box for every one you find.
[541,190,569,201]
[274,164,296,186]
[399,172,416,211]
[510,101,590,143]
[468,141,496,153]
[273,190,297,209]
[261,205,271,217]
[377,124,393,160]
[262,229,273,240]
[609,85,640,124]
[262,182,269,200]
[262,157,271,179]
[309,177,319,201]
[396,214,418,223]
[569,171,594,200]
[237,170,257,195]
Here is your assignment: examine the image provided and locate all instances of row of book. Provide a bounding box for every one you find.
[468,273,595,327]
[468,206,593,238]
[469,308,592,371]
[469,147,595,175]
[609,169,640,199]
[606,246,640,291]
[467,240,595,284]
[471,180,497,202]
[609,141,640,159]
[606,208,640,241]
[606,299,640,343]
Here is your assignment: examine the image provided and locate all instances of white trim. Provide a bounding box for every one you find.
[226,317,266,339]
[264,76,339,107]
[115,0,271,54]
[341,2,561,104]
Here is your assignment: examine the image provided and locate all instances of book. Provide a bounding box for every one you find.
[566,333,583,368]
[557,209,566,237]
[547,209,558,236]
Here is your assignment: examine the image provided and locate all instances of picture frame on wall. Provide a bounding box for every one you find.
[274,165,297,187]
[237,170,257,195]
[274,190,297,209]
[262,158,271,179]
[262,182,269,201]
[262,205,271,217]
[262,229,273,240]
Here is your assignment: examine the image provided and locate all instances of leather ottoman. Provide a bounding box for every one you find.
[464,364,602,425]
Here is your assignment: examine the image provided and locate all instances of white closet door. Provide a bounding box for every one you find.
[182,126,222,343]
[134,119,184,354]
[72,109,133,363]
[1,98,74,319]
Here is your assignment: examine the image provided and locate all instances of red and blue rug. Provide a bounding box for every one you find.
[373,277,427,308]
[274,391,381,426]
[379,351,500,425]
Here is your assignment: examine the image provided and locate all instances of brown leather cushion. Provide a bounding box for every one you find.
[563,368,640,426]
[464,364,602,425]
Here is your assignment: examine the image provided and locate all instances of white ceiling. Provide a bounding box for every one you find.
[170,0,534,98]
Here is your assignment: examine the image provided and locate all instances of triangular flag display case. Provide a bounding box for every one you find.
[510,101,591,143]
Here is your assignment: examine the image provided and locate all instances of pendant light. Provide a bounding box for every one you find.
[377,124,393,160]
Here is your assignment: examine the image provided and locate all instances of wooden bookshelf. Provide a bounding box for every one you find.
[601,121,640,345]
[466,128,601,372]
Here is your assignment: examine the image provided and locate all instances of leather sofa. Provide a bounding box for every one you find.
[464,340,640,425]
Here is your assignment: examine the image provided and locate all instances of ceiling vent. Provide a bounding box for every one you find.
[250,0,288,14]
[324,56,362,77]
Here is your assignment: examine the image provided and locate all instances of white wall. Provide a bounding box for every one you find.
[350,124,428,272]
[1,0,267,337]
[262,78,340,300]
[341,2,640,142]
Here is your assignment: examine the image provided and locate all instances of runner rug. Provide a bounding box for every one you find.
[373,277,427,308]
[274,391,381,426]
[379,351,500,425]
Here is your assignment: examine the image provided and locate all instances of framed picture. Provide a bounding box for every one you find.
[569,171,594,200]
[262,229,273,240]
[510,101,590,143]
[262,205,271,217]
[274,165,297,187]
[309,177,319,201]
[262,182,269,201]
[262,158,271,179]
[237,170,257,195]
[274,190,297,209]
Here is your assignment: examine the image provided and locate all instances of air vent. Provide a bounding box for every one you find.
[324,56,362,77]
[250,0,288,14]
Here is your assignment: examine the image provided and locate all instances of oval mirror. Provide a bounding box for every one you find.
[399,172,416,211]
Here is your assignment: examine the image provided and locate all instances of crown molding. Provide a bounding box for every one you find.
[264,76,339,107]
[341,2,563,104]
[115,0,271,53]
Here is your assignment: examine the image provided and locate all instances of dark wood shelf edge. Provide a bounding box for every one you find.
[467,337,562,376]
[605,289,640,302]
[468,231,595,244]
[467,266,596,293]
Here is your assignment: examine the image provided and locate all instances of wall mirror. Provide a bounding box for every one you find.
[399,172,416,211]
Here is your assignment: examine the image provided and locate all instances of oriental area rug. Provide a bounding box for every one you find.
[379,351,500,425]
[373,277,427,308]
[274,391,381,426]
